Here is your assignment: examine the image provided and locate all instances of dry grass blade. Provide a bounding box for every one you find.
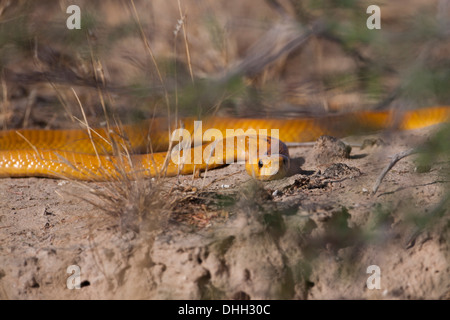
[72,116,113,150]
[71,87,101,162]
[177,0,194,83]
[15,131,44,161]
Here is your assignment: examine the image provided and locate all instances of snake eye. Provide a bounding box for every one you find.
[258,159,264,169]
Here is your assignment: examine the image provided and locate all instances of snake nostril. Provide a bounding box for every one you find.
[258,159,264,169]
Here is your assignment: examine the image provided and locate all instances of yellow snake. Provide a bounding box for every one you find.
[0,106,449,181]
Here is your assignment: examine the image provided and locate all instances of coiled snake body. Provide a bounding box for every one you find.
[0,106,449,181]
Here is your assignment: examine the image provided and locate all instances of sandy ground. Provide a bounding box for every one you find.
[0,124,448,300]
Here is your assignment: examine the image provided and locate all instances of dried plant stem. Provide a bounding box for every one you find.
[177,0,194,83]
[1,75,10,130]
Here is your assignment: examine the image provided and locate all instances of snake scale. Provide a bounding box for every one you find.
[0,106,449,181]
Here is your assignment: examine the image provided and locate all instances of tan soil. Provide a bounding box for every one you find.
[1,125,448,300]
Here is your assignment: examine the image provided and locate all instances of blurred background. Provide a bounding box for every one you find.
[0,0,449,130]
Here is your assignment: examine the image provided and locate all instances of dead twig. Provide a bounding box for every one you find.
[372,148,417,195]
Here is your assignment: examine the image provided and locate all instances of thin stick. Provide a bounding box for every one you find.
[286,141,362,148]
[1,75,9,130]
[372,148,417,195]
[286,142,316,147]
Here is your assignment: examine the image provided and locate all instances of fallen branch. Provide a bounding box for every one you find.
[222,19,324,81]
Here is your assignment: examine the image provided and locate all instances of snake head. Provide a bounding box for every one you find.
[245,154,290,180]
